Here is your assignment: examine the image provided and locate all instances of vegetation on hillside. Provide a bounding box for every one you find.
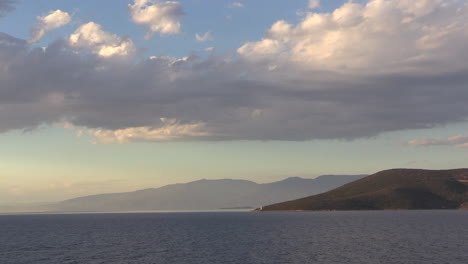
[262,169,468,211]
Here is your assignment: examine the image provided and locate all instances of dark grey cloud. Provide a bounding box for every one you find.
[1,31,468,142]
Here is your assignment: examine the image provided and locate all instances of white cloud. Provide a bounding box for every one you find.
[87,118,210,144]
[230,2,244,8]
[237,38,284,57]
[308,0,320,9]
[69,22,135,57]
[29,10,71,43]
[238,0,468,73]
[195,31,213,42]
[405,135,468,148]
[129,0,184,38]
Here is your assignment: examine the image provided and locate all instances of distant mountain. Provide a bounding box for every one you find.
[44,175,365,212]
[261,169,468,211]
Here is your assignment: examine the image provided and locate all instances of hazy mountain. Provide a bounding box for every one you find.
[262,169,468,211]
[42,175,366,212]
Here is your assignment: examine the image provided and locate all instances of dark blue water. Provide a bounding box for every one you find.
[0,210,467,264]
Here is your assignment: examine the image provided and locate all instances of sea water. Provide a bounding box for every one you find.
[0,210,466,264]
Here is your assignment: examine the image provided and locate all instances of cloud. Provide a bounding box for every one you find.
[0,0,15,17]
[308,0,320,9]
[238,38,283,56]
[404,135,468,148]
[230,2,244,8]
[129,0,184,37]
[1,0,468,143]
[69,22,135,57]
[85,118,210,144]
[238,0,468,73]
[195,31,213,42]
[29,10,71,43]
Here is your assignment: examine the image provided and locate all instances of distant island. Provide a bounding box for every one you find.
[259,169,468,211]
[0,175,365,213]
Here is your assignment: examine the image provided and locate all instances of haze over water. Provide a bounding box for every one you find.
[1,210,467,264]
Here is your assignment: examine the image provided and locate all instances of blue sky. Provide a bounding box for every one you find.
[1,0,315,56]
[0,0,352,58]
[1,0,468,202]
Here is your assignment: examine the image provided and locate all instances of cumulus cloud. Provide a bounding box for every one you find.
[195,31,213,42]
[405,135,468,148]
[238,0,468,73]
[129,0,184,37]
[29,10,71,43]
[69,22,135,57]
[237,38,284,56]
[1,0,468,143]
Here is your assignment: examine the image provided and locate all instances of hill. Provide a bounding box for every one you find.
[261,169,468,211]
[46,175,365,212]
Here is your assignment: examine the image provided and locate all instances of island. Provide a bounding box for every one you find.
[259,169,468,211]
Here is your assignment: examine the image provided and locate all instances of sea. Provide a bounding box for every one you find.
[0,210,466,264]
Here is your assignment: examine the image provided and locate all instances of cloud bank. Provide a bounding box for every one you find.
[238,0,468,73]
[1,0,468,143]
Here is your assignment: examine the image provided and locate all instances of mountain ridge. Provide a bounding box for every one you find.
[22,175,364,213]
[261,169,468,211]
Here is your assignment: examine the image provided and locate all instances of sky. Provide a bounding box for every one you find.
[1,0,468,203]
